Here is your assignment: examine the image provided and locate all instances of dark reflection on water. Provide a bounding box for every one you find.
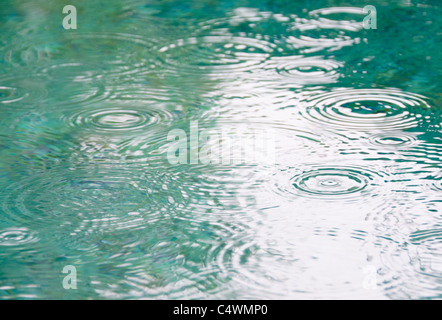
[0,0,441,299]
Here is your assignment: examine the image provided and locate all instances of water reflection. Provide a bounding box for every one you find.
[0,0,441,299]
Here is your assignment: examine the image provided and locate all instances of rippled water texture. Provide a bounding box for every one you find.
[0,0,441,299]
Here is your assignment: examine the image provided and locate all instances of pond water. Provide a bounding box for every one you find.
[0,0,441,299]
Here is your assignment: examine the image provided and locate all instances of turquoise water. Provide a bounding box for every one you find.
[0,0,441,299]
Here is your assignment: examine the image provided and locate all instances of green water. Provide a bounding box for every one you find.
[0,0,441,299]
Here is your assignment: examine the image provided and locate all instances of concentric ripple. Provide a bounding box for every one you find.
[300,89,433,131]
[275,56,341,76]
[0,86,24,104]
[309,6,366,26]
[368,132,418,148]
[410,229,442,287]
[156,35,275,75]
[293,168,368,196]
[0,167,193,242]
[39,63,101,82]
[377,228,442,299]
[272,164,387,200]
[209,220,382,298]
[265,56,342,84]
[71,109,149,132]
[0,76,47,110]
[64,105,179,134]
[283,7,365,54]
[1,0,442,301]
[0,37,62,69]
[0,228,38,247]
[2,32,153,78]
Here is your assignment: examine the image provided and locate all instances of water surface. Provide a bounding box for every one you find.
[0,0,441,299]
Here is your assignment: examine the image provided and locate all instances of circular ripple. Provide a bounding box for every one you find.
[0,167,192,239]
[292,167,369,196]
[0,72,107,112]
[285,11,363,54]
[39,63,101,82]
[266,56,342,84]
[82,110,148,132]
[2,32,152,77]
[210,222,381,298]
[0,86,25,104]
[0,228,38,247]
[275,57,341,77]
[378,228,442,299]
[309,6,366,23]
[46,82,109,110]
[156,35,275,76]
[368,133,417,147]
[293,169,367,196]
[0,39,62,69]
[300,89,433,131]
[0,76,47,110]
[0,166,252,299]
[410,229,442,289]
[88,215,251,299]
[64,105,178,134]
[272,165,386,200]
[94,111,146,130]
[194,8,361,55]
